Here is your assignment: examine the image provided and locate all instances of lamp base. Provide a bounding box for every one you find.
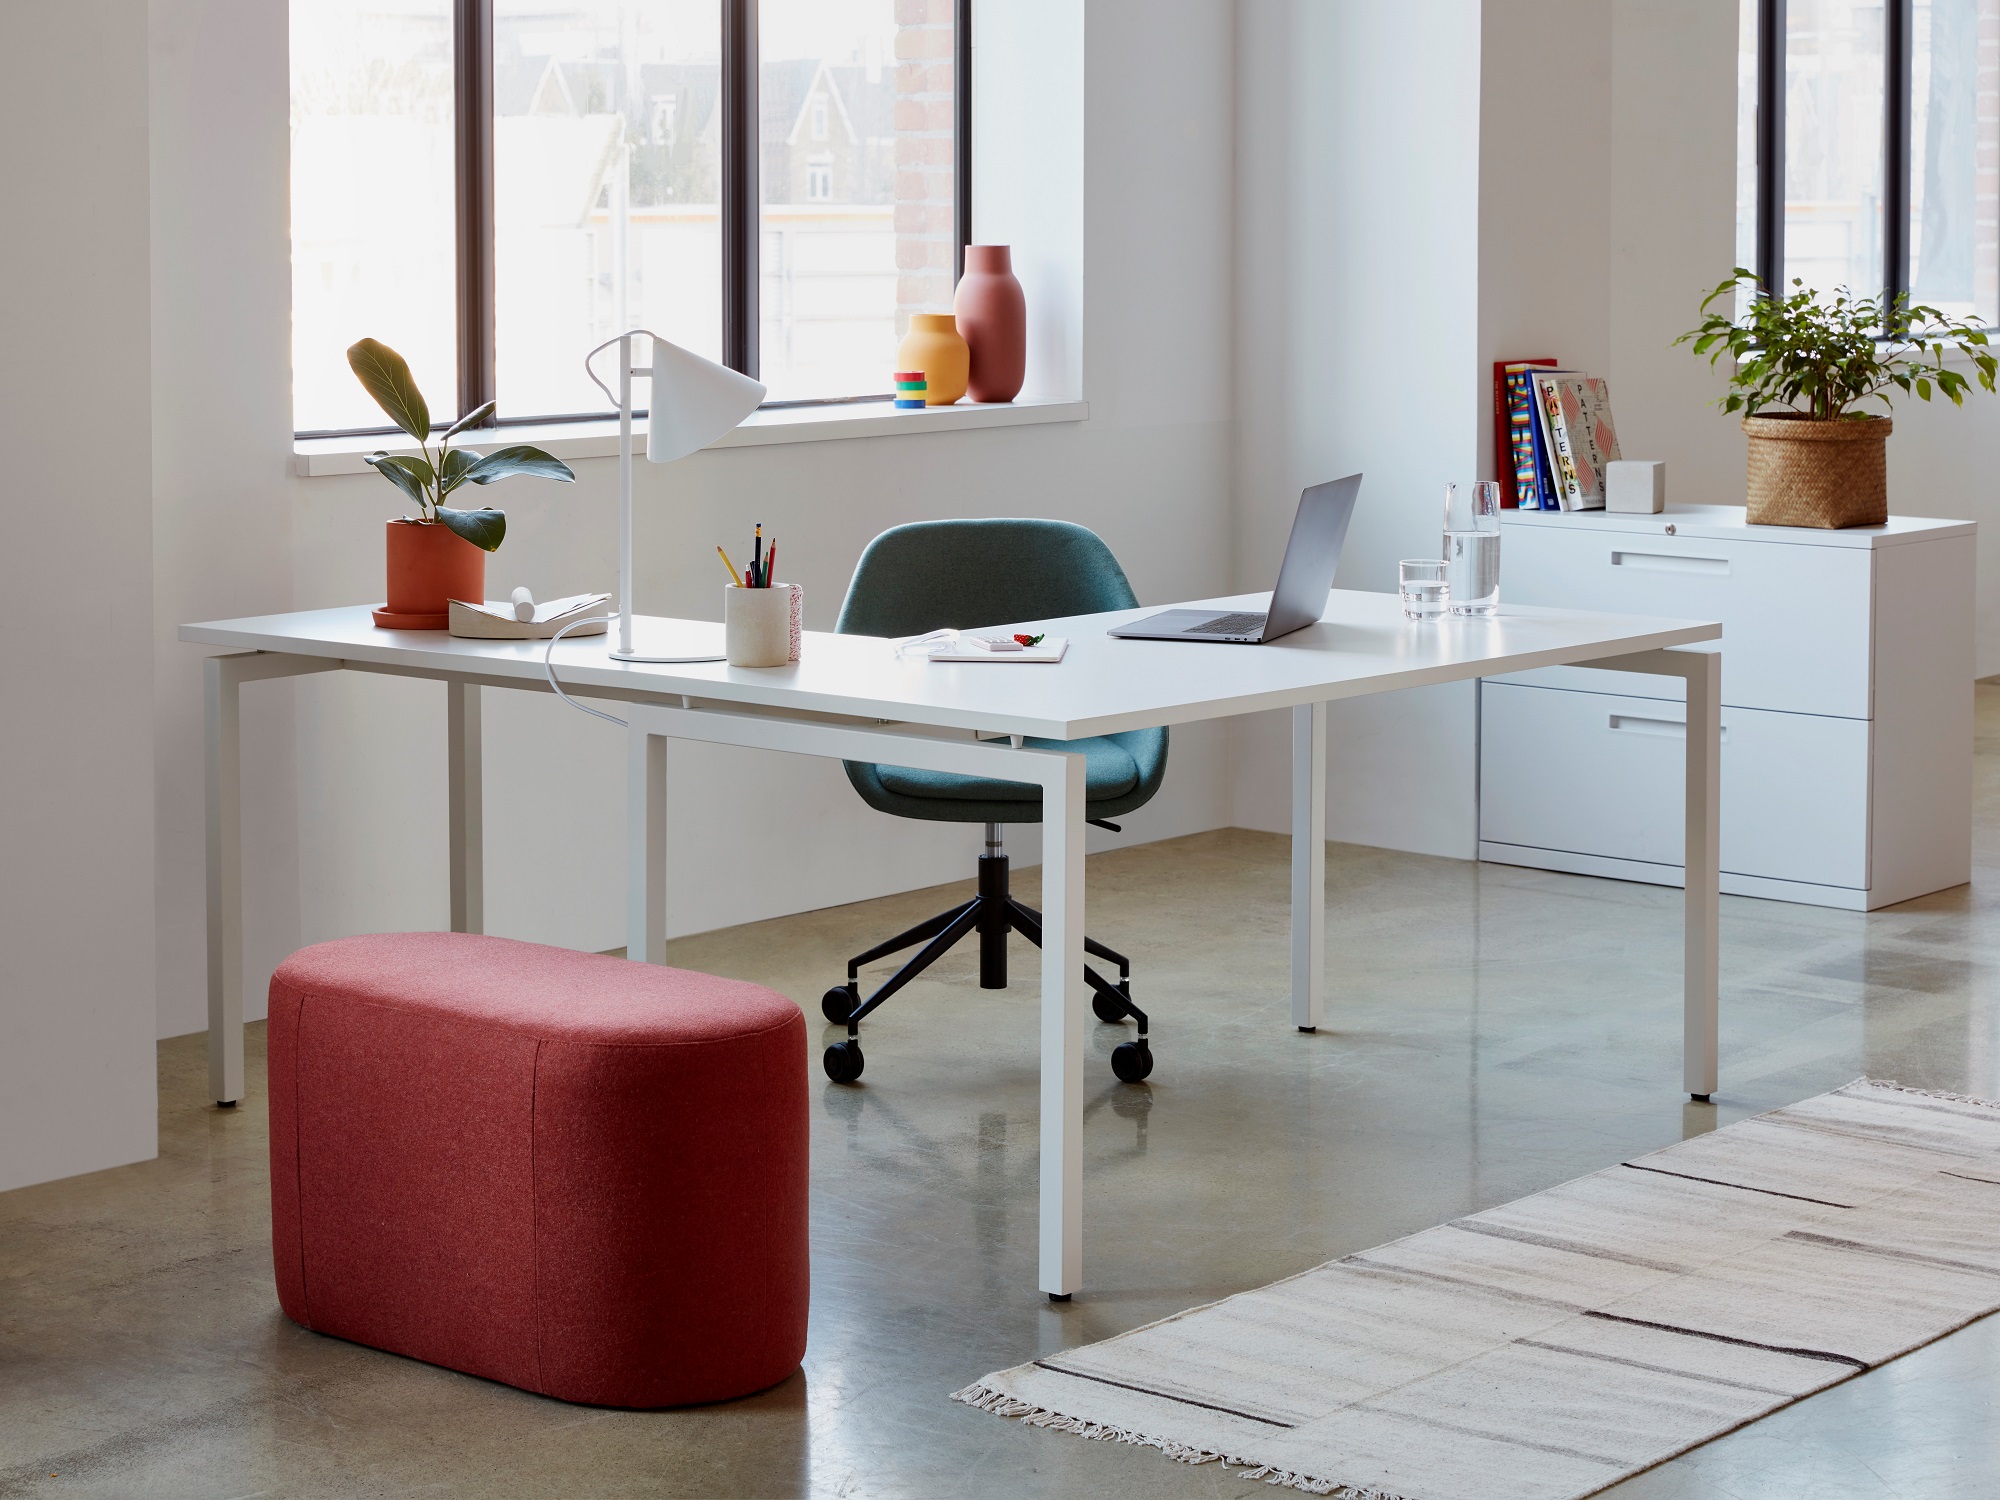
[607,648,727,664]
[607,614,728,664]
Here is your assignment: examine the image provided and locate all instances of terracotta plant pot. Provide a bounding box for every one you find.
[374,519,485,629]
[895,313,969,406]
[1742,413,1891,529]
[954,245,1027,403]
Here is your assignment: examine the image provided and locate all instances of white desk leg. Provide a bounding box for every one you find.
[626,728,667,965]
[1291,701,1328,1031]
[205,658,245,1107]
[1040,750,1088,1300]
[448,682,484,935]
[1683,651,1721,1100]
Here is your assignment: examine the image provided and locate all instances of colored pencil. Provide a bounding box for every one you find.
[716,546,742,585]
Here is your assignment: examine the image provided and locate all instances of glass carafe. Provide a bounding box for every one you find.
[1442,480,1501,616]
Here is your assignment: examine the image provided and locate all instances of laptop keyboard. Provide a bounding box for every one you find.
[1185,612,1267,636]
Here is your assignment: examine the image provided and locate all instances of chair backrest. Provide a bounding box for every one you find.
[836,519,1139,639]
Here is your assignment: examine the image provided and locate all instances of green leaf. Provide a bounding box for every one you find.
[364,451,434,508]
[437,445,481,499]
[1916,377,1933,400]
[456,445,577,486]
[346,339,431,441]
[435,506,507,552]
[443,400,498,440]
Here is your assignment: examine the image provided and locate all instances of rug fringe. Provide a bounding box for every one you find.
[950,1383,1415,1500]
[1853,1077,2000,1111]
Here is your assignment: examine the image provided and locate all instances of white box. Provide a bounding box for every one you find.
[1606,459,1666,513]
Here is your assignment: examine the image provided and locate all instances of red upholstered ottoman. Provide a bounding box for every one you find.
[266,931,808,1407]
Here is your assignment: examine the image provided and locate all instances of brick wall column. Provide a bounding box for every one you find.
[894,0,956,333]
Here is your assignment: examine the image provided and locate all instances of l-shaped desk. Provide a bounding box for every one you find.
[182,591,1722,1300]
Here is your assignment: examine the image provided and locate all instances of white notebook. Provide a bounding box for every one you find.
[926,634,1069,664]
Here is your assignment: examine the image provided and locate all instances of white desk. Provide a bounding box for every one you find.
[182,591,1722,1299]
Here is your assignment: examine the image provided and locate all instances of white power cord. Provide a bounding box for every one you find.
[543,616,629,728]
[542,615,732,727]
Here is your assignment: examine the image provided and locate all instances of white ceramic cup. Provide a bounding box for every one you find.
[724,584,795,667]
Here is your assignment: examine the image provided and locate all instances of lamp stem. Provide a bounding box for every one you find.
[617,331,634,658]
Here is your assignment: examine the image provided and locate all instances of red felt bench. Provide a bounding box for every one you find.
[267,931,808,1407]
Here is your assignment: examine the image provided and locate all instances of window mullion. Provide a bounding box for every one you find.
[455,0,496,424]
[722,0,760,381]
[955,0,972,286]
[1756,0,1786,297]
[1884,0,1914,319]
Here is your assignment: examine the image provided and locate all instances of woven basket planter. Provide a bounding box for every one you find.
[1742,412,1891,528]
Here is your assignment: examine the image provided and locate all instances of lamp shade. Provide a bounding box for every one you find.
[645,336,767,463]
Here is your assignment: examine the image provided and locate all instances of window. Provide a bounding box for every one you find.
[290,0,971,436]
[1740,0,2000,327]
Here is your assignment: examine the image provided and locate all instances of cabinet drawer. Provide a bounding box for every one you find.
[1503,526,1873,718]
[1479,683,1869,889]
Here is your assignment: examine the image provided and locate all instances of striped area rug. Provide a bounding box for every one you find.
[954,1080,2000,1499]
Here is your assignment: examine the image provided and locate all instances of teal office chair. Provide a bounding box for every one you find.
[821,519,1168,1086]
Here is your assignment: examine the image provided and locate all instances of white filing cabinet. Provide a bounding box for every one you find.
[1479,504,1974,910]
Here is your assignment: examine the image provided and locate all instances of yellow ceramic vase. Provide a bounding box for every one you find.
[895,313,969,406]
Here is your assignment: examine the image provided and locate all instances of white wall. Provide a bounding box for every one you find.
[152,0,1242,1035]
[1231,0,1485,857]
[150,0,302,1042]
[1608,0,1743,511]
[0,0,160,1191]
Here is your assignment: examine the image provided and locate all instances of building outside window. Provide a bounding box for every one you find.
[290,0,966,433]
[1739,0,1999,328]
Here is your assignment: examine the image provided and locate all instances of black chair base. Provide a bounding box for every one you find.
[820,835,1152,1086]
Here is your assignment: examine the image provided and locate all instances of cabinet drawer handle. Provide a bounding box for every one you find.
[1610,550,1730,576]
[1609,713,1728,742]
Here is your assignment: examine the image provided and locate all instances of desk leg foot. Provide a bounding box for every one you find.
[216,1099,237,1109]
[1689,1093,1712,1104]
[1048,1292,1072,1303]
[1297,1025,1316,1034]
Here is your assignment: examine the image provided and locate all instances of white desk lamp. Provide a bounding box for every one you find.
[584,330,766,663]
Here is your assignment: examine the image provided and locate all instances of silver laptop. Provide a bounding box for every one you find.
[1110,474,1361,644]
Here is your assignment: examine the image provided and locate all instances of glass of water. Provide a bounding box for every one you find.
[1399,558,1449,619]
[1443,480,1502,615]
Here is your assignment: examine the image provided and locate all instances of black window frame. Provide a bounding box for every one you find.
[1750,0,1988,329]
[299,0,974,441]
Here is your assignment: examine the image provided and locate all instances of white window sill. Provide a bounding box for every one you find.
[294,396,1088,477]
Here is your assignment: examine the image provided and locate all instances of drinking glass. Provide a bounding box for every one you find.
[1443,480,1502,615]
[1398,558,1449,619]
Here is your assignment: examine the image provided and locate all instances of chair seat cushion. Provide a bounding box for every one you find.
[875,733,1139,803]
[267,931,808,1409]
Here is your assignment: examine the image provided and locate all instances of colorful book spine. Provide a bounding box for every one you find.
[1503,360,1557,509]
[1535,373,1587,510]
[1528,377,1561,510]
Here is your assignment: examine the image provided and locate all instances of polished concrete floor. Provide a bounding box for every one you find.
[10,697,2000,1499]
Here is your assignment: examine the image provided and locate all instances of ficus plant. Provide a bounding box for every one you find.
[1677,269,1997,420]
[348,337,576,551]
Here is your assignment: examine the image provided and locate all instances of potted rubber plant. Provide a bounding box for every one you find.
[1678,271,1995,528]
[348,338,578,628]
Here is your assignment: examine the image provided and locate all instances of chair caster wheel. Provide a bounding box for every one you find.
[1092,991,1130,1024]
[823,1040,865,1084]
[822,985,858,1023]
[1111,1039,1153,1083]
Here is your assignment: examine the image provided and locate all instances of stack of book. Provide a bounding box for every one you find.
[1493,359,1624,511]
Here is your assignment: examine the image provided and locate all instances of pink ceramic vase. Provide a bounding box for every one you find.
[953,245,1026,403]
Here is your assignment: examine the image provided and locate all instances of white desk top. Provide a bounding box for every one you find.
[1501,503,1973,549]
[181,593,1719,741]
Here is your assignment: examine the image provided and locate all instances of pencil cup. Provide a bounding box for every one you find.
[725,583,802,667]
